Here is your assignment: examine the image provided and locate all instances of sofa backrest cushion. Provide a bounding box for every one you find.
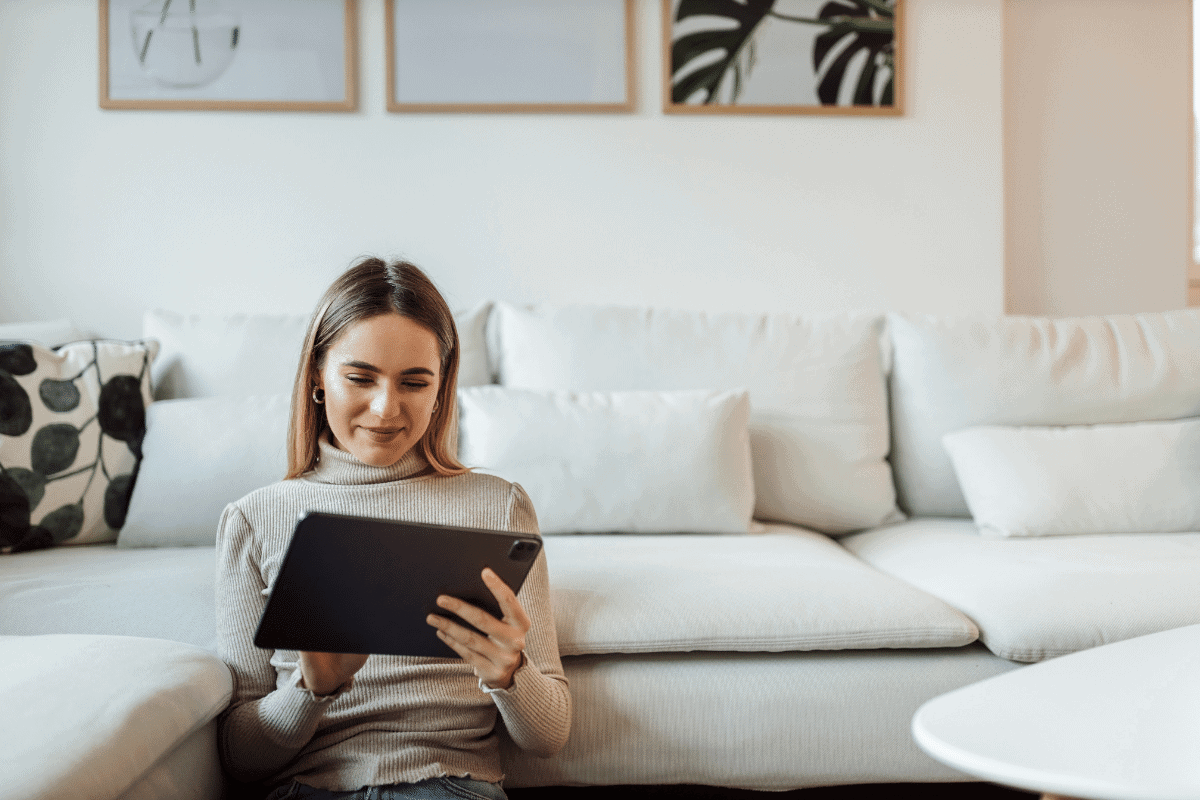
[458,386,754,534]
[888,310,1200,517]
[144,303,493,401]
[0,319,84,348]
[488,303,901,534]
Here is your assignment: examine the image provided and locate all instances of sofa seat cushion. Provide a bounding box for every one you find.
[0,543,216,651]
[841,518,1200,662]
[0,634,231,800]
[544,524,979,655]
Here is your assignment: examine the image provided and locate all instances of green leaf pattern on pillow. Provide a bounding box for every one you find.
[0,340,152,553]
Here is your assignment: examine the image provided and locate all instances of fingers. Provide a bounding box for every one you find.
[426,613,507,660]
[424,569,532,689]
[482,567,532,630]
[434,576,531,648]
[427,613,522,688]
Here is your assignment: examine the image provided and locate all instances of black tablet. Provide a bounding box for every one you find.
[253,511,543,658]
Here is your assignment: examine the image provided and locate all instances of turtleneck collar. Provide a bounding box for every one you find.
[308,431,432,485]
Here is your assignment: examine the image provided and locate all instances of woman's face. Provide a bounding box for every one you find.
[316,312,442,467]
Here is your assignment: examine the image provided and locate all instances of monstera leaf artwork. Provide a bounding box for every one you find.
[666,0,900,113]
[0,340,157,553]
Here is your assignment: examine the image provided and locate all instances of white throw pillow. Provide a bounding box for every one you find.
[457,386,755,534]
[0,319,83,347]
[942,418,1200,537]
[488,303,900,534]
[118,394,290,548]
[144,303,493,400]
[0,340,157,552]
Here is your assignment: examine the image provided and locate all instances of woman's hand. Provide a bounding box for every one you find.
[426,567,531,690]
[297,651,368,697]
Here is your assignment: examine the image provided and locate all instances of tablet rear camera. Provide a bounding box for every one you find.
[507,540,538,562]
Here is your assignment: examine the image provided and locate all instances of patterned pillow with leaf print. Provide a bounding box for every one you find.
[0,339,158,553]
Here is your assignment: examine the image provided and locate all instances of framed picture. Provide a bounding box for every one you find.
[663,0,903,115]
[99,0,357,111]
[386,0,635,113]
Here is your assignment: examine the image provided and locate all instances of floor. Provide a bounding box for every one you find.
[507,783,1038,799]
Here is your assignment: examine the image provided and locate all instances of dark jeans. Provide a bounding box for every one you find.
[265,776,507,800]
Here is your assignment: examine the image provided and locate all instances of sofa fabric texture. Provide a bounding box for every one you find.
[543,527,978,655]
[489,303,901,534]
[0,634,231,800]
[888,310,1200,517]
[501,646,1019,790]
[0,544,218,649]
[842,518,1200,662]
[458,386,755,534]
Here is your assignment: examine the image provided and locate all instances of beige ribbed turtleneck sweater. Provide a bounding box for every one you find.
[215,434,571,791]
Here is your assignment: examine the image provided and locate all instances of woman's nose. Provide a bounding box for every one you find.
[370,385,402,418]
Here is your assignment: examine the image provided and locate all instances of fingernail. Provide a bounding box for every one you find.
[437,596,450,607]
[426,615,437,625]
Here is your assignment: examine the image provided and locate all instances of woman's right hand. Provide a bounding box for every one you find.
[298,651,368,696]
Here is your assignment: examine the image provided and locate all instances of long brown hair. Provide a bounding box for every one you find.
[286,257,468,479]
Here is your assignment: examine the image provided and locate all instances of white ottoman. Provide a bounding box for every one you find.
[0,634,232,800]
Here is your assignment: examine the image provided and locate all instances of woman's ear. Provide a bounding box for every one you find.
[311,369,326,405]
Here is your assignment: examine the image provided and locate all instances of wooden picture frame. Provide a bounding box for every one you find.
[663,0,903,116]
[99,0,358,112]
[386,0,635,113]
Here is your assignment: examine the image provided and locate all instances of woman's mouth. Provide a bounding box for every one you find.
[362,427,403,443]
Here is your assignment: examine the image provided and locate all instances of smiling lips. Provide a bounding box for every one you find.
[362,427,403,442]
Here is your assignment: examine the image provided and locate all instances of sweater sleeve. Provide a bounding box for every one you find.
[215,503,346,783]
[486,483,572,757]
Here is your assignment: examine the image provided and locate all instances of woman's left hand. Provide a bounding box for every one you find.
[426,567,531,690]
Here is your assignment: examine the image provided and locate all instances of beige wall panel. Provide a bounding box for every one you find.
[1005,0,1191,316]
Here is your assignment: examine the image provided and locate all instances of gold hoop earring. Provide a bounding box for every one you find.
[312,387,325,404]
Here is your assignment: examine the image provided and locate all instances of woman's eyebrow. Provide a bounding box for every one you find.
[341,360,435,377]
[342,359,381,372]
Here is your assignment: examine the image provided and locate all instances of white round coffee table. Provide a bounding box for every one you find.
[912,623,1200,800]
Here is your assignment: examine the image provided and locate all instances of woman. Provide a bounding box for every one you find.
[215,257,571,800]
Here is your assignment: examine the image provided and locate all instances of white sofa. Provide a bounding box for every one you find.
[3,303,1200,799]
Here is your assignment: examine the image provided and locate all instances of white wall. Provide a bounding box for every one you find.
[0,0,1004,339]
[1004,0,1192,316]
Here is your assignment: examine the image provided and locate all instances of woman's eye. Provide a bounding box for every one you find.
[346,375,372,385]
[403,381,430,389]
